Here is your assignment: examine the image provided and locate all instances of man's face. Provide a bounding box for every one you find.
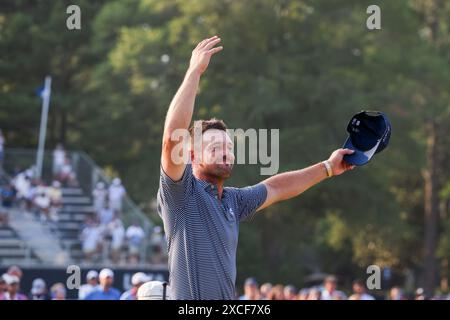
[8,283,19,294]
[192,129,235,179]
[325,280,337,292]
[88,278,98,286]
[245,284,258,297]
[100,276,113,288]
[353,283,364,294]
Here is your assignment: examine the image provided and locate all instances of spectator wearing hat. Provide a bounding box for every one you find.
[348,279,375,300]
[50,283,66,300]
[120,272,150,300]
[259,282,272,300]
[78,270,99,300]
[320,276,347,300]
[29,278,50,300]
[0,274,27,300]
[284,285,298,300]
[415,288,426,300]
[137,281,170,300]
[84,268,121,300]
[239,277,260,300]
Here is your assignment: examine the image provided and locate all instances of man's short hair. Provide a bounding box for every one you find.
[352,279,364,287]
[324,275,337,284]
[188,118,227,137]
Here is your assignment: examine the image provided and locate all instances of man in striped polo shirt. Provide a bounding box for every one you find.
[157,36,356,300]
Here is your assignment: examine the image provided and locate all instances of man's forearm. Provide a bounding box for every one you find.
[163,69,201,137]
[263,162,328,203]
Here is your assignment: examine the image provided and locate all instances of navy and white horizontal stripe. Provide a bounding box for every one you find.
[157,164,267,300]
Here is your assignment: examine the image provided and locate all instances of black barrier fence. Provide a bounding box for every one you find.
[0,266,168,300]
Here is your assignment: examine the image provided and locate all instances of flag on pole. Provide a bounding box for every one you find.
[36,76,52,179]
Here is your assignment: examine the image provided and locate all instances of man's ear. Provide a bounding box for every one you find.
[190,149,195,163]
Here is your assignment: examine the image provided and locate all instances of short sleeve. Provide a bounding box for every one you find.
[234,183,267,222]
[157,164,194,216]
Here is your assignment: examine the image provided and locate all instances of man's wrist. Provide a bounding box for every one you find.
[322,160,333,178]
[186,67,202,78]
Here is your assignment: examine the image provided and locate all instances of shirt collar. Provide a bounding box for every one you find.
[195,177,223,197]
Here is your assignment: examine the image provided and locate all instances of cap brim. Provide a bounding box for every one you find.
[343,137,380,166]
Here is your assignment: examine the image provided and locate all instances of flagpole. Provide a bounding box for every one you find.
[36,75,52,180]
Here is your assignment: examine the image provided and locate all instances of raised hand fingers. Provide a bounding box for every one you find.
[340,148,355,155]
[204,37,221,50]
[198,36,219,49]
[208,46,223,55]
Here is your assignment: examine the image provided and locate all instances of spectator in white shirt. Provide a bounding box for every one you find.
[34,190,51,221]
[13,171,31,202]
[59,157,77,186]
[150,226,167,264]
[108,178,126,213]
[98,202,114,226]
[348,279,375,300]
[320,275,347,300]
[81,218,102,262]
[92,182,107,213]
[108,217,125,264]
[78,270,99,300]
[52,143,66,177]
[126,222,146,264]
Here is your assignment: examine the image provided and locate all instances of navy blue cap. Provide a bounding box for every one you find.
[244,277,258,286]
[343,110,391,166]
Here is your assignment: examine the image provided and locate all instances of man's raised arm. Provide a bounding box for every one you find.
[257,148,356,211]
[161,36,223,181]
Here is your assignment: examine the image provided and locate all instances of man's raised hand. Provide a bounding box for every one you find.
[328,148,356,176]
[189,36,223,75]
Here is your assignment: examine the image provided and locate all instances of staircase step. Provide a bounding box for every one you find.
[58,231,80,239]
[58,213,87,222]
[0,258,41,265]
[0,230,16,238]
[61,188,84,196]
[61,205,94,213]
[56,222,82,230]
[61,239,82,249]
[0,248,31,257]
[0,239,24,247]
[62,197,91,205]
